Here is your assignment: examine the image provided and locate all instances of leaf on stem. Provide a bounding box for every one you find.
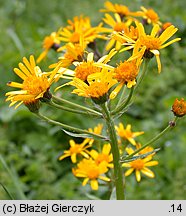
[121,148,160,163]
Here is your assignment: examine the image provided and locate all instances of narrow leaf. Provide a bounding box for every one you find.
[121,148,160,163]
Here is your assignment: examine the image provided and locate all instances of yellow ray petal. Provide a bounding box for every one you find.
[141,167,155,178]
[125,168,134,176]
[135,170,141,182]
[145,161,159,167]
[90,179,99,190]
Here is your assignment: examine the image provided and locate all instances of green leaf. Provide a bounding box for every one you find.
[121,148,160,163]
[62,129,94,139]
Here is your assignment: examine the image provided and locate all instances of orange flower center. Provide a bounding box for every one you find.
[146,9,159,22]
[70,32,80,43]
[124,129,133,138]
[139,35,161,50]
[130,159,144,170]
[96,154,109,164]
[23,75,50,96]
[115,61,138,82]
[87,168,100,179]
[88,82,109,98]
[75,62,100,81]
[114,22,127,32]
[127,26,139,41]
[70,145,83,154]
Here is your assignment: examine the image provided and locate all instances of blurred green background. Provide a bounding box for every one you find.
[0,0,186,199]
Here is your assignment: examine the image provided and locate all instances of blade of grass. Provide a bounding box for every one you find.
[0,154,26,200]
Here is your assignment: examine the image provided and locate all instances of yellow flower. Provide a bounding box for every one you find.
[122,146,158,182]
[172,98,186,117]
[59,139,91,163]
[72,158,110,190]
[118,22,181,73]
[109,41,145,99]
[68,68,117,103]
[85,124,103,145]
[111,26,139,52]
[37,32,61,63]
[59,16,104,45]
[140,6,161,26]
[54,49,117,91]
[6,55,58,109]
[102,13,132,50]
[90,144,113,168]
[100,1,141,18]
[49,37,86,69]
[115,123,144,146]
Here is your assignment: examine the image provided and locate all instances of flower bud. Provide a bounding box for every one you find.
[172,98,186,117]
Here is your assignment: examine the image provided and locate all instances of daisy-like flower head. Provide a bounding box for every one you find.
[59,15,104,45]
[100,1,141,19]
[115,123,144,146]
[137,22,181,72]
[102,13,132,50]
[59,139,91,163]
[6,55,58,110]
[72,158,110,190]
[109,41,145,99]
[84,124,103,145]
[140,6,161,26]
[68,68,117,104]
[111,25,139,49]
[90,143,113,168]
[54,48,117,90]
[172,98,186,117]
[118,21,181,73]
[122,145,158,182]
[49,37,87,69]
[37,31,61,63]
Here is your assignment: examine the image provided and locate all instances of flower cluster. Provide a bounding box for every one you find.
[59,123,158,189]
[5,1,183,198]
[6,1,181,109]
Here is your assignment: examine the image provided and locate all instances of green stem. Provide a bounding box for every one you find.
[35,112,108,141]
[0,182,14,200]
[111,87,134,116]
[100,103,125,200]
[52,95,102,117]
[123,117,178,161]
[47,100,101,117]
[0,154,26,200]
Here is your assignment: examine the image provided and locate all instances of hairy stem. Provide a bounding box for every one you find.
[100,103,125,200]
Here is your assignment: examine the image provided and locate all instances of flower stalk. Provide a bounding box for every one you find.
[123,117,178,161]
[52,95,102,117]
[35,112,108,141]
[46,100,101,117]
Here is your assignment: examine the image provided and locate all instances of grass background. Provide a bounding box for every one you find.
[0,0,186,199]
